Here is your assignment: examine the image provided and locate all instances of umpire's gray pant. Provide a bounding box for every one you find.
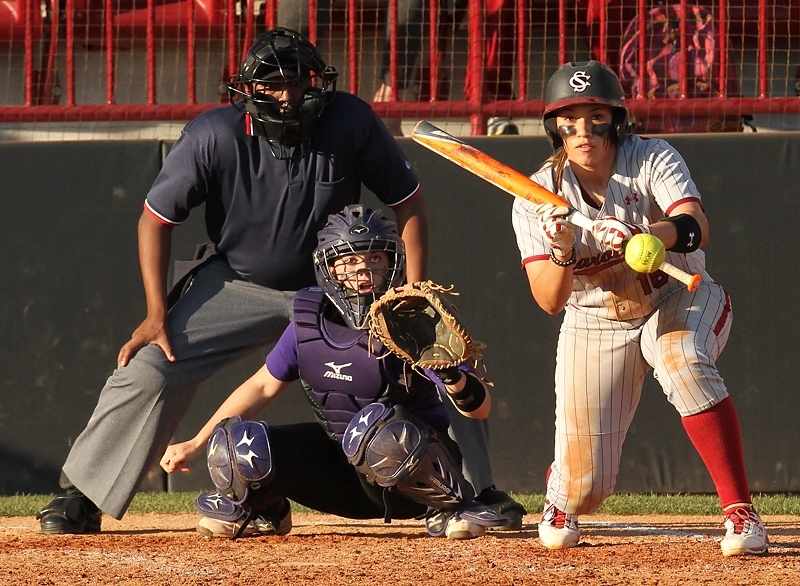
[63,259,296,519]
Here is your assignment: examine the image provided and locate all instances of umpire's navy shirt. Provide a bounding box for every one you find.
[144,92,421,291]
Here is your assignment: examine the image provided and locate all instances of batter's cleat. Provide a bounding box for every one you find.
[196,506,292,539]
[538,501,580,549]
[475,486,527,530]
[37,495,102,534]
[720,506,769,556]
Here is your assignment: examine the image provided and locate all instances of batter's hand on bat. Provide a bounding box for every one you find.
[590,217,649,253]
[117,316,176,367]
[535,203,576,257]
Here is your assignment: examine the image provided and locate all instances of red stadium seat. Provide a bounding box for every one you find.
[0,0,43,43]
[112,0,229,40]
[69,0,230,46]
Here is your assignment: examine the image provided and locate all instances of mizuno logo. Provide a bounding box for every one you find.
[324,361,353,381]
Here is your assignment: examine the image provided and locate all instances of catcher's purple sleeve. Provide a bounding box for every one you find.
[265,322,300,382]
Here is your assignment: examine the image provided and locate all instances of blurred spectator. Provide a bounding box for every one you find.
[279,0,520,136]
[576,0,637,79]
[464,0,519,136]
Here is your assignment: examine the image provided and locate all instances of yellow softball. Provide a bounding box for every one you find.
[624,233,666,274]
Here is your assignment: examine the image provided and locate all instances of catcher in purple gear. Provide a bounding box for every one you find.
[511,60,768,556]
[160,205,507,540]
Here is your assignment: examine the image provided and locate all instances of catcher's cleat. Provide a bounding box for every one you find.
[197,508,292,539]
[424,510,486,540]
[475,486,526,531]
[538,501,580,549]
[425,502,508,540]
[37,495,102,535]
[720,506,769,556]
[445,517,487,540]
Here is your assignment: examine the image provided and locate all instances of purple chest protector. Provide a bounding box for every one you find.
[295,288,424,442]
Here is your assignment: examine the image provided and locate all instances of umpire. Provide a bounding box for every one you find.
[36,27,523,533]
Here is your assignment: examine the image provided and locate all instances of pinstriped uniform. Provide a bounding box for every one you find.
[511,135,732,515]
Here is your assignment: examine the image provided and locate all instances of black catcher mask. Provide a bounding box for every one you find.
[228,27,339,158]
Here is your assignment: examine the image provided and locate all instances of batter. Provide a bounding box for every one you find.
[511,60,768,556]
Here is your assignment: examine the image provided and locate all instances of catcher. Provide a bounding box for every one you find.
[160,204,508,539]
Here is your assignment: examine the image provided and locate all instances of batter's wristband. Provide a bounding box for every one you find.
[446,375,487,413]
[664,214,702,253]
[550,247,577,267]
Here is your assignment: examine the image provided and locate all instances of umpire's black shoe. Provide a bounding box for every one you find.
[475,486,526,531]
[36,495,102,534]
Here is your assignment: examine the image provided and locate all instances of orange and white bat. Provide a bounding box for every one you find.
[411,120,702,292]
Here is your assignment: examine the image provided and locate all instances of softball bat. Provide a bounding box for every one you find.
[411,120,702,292]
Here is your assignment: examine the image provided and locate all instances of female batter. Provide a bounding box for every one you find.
[511,60,768,556]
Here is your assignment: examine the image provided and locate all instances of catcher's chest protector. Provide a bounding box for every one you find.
[294,288,393,441]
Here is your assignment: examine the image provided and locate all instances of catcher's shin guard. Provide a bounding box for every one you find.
[343,403,474,510]
[206,416,274,504]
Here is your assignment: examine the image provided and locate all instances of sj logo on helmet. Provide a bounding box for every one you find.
[569,71,592,93]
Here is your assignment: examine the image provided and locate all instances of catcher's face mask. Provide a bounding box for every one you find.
[315,242,403,329]
[313,204,406,329]
[330,251,392,294]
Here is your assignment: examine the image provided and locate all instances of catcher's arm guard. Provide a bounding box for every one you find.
[441,371,490,418]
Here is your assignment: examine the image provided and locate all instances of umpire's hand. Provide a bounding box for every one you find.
[117,315,176,367]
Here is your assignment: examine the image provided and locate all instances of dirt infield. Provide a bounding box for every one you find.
[3,512,798,585]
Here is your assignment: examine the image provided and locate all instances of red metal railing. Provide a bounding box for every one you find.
[1,0,798,134]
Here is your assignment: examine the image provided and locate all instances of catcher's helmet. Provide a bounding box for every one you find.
[542,60,629,150]
[227,27,338,158]
[313,205,406,329]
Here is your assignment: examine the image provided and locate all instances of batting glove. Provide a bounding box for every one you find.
[590,217,649,253]
[535,204,576,256]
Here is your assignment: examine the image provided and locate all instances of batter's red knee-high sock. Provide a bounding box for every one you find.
[681,396,752,511]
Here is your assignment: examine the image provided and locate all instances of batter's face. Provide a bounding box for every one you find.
[330,251,391,294]
[556,104,616,168]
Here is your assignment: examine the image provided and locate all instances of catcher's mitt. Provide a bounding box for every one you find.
[367,281,475,370]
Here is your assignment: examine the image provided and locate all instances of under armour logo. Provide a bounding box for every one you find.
[350,225,368,235]
[624,192,640,205]
[569,71,592,93]
[688,232,695,247]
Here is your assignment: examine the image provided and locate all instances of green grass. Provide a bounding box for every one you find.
[4,492,800,518]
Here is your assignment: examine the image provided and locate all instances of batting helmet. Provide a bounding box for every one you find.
[313,205,406,329]
[542,60,630,150]
[227,27,338,157]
